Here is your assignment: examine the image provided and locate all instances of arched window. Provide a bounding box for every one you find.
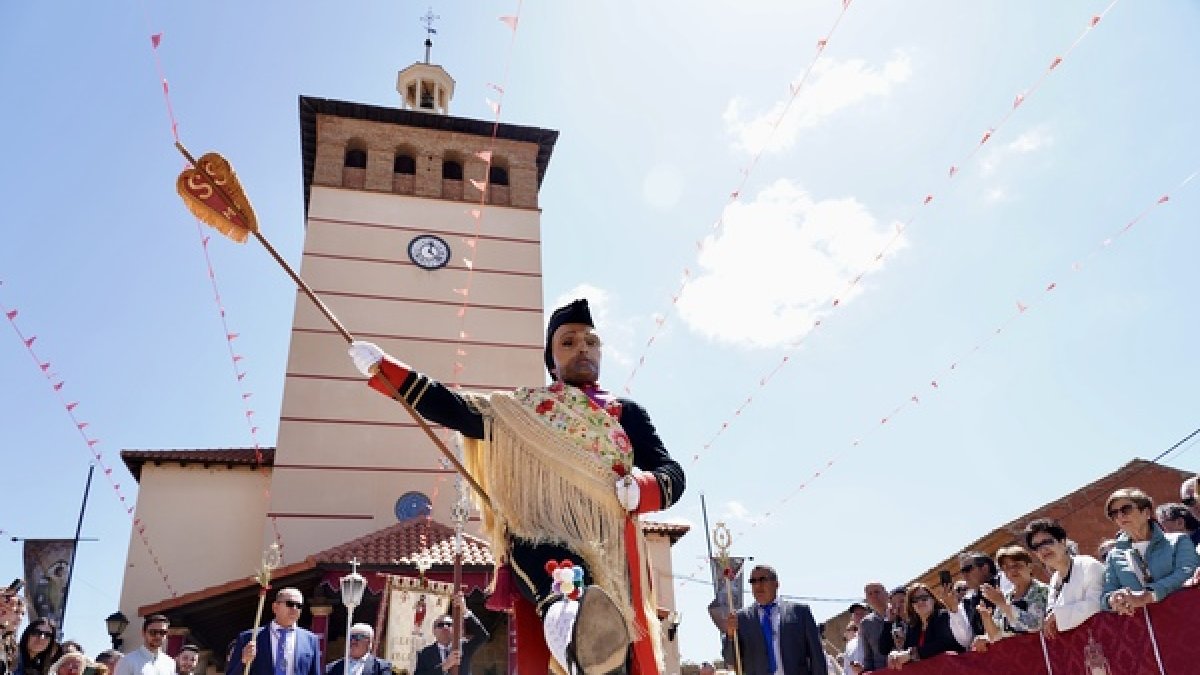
[488,165,510,186]
[393,154,416,175]
[442,160,463,180]
[344,148,367,169]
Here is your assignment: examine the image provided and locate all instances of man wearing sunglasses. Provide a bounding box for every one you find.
[114,615,175,675]
[325,624,389,675]
[227,588,321,675]
[413,597,488,675]
[720,565,827,675]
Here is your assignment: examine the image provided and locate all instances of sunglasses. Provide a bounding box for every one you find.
[280,600,304,609]
[959,563,974,574]
[32,630,54,639]
[434,623,453,629]
[146,629,169,637]
[1184,496,1196,507]
[910,594,933,603]
[349,635,371,642]
[1107,503,1138,520]
[1030,538,1057,551]
[748,577,774,584]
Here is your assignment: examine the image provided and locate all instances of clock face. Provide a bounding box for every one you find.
[408,234,451,270]
[395,491,433,522]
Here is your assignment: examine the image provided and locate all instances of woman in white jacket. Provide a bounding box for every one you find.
[1023,518,1105,636]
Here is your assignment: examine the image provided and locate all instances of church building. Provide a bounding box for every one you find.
[116,35,687,675]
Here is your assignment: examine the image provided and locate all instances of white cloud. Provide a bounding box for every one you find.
[979,127,1053,177]
[724,52,912,154]
[676,179,905,348]
[551,284,635,370]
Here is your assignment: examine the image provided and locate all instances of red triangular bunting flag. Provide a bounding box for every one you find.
[151,33,162,48]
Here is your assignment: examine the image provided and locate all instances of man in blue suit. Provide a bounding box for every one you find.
[227,588,323,675]
[324,624,390,675]
[722,565,827,675]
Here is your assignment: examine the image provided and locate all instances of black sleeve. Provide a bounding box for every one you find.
[463,612,490,654]
[618,398,686,509]
[392,370,486,439]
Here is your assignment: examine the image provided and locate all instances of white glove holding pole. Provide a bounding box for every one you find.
[615,469,642,512]
[348,340,385,376]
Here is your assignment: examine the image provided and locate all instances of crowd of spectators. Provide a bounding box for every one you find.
[831,477,1200,673]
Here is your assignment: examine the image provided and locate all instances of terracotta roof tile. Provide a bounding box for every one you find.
[313,518,495,567]
[121,447,275,481]
[641,520,691,544]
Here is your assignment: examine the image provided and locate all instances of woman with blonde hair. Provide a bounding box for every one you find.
[1101,487,1200,615]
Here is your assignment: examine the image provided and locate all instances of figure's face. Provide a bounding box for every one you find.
[960,558,988,588]
[144,621,169,651]
[1000,558,1032,586]
[1159,512,1187,534]
[1182,480,1199,520]
[27,624,52,655]
[177,651,198,674]
[909,587,935,620]
[59,657,84,675]
[272,589,303,628]
[864,584,888,612]
[888,592,905,615]
[432,616,453,646]
[747,567,778,605]
[348,631,372,659]
[549,323,602,385]
[1108,499,1150,538]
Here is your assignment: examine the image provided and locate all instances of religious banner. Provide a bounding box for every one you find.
[22,540,73,630]
[864,586,1200,674]
[384,577,455,675]
[706,555,746,631]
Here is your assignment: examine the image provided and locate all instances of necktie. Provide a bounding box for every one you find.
[274,627,292,675]
[760,603,777,674]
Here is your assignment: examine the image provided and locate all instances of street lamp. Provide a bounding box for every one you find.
[339,559,367,671]
[105,611,129,650]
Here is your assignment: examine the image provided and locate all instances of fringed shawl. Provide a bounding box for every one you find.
[461,385,663,668]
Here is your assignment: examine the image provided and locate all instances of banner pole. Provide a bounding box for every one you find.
[59,464,95,634]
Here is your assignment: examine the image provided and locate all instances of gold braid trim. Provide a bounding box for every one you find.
[461,391,662,658]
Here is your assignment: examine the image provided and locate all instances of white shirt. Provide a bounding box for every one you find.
[114,646,174,675]
[268,621,297,675]
[841,636,861,673]
[1047,555,1105,631]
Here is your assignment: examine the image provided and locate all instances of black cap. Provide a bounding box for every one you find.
[544,299,594,378]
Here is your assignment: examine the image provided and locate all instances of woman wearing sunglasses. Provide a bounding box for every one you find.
[15,619,61,675]
[885,583,965,670]
[1023,518,1104,638]
[1100,487,1200,616]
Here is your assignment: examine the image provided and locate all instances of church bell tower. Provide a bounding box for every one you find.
[266,29,559,558]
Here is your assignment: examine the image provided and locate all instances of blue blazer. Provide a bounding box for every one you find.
[721,600,828,675]
[226,625,322,675]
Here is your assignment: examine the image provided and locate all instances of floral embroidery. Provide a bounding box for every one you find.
[514,384,632,475]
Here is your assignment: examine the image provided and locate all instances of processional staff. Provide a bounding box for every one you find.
[714,522,743,675]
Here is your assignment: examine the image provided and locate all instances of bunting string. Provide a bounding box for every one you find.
[727,169,1196,540]
[1,282,178,598]
[622,0,858,394]
[138,12,283,552]
[687,1,1122,468]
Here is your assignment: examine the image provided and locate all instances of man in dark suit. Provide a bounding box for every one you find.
[324,624,390,675]
[722,565,827,675]
[227,588,322,675]
[413,598,489,675]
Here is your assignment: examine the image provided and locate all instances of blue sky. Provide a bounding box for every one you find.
[2,0,1198,665]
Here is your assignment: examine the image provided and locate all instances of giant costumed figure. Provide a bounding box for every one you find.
[348,299,685,675]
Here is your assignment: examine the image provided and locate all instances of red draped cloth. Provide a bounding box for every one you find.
[866,586,1200,675]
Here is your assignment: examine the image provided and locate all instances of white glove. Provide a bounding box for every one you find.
[348,340,385,376]
[615,470,642,512]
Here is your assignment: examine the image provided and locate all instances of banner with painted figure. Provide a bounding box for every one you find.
[706,556,746,631]
[385,577,454,675]
[22,540,73,630]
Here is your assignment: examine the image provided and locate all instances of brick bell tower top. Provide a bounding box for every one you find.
[397,8,455,114]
